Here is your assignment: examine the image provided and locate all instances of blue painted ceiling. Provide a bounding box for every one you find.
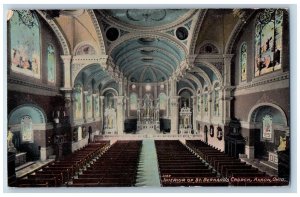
[111,37,185,83]
[103,9,190,27]
[74,64,113,91]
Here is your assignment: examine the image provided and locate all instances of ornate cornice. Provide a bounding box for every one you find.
[225,10,256,54]
[36,10,71,55]
[189,9,207,54]
[97,9,198,32]
[8,76,60,94]
[86,9,107,55]
[235,72,289,93]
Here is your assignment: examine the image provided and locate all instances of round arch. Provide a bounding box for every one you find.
[101,87,118,96]
[178,87,196,96]
[247,102,288,127]
[8,104,47,125]
[36,10,71,55]
[224,10,256,54]
[73,41,100,56]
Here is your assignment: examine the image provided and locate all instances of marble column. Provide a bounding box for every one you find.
[116,96,124,135]
[191,96,197,132]
[221,87,233,124]
[207,91,212,122]
[100,96,104,132]
[83,91,88,122]
[170,96,180,134]
[60,55,72,89]
[222,54,234,125]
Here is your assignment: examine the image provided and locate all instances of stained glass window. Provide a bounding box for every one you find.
[255,9,283,77]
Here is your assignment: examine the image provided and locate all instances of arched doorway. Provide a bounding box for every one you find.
[248,103,289,172]
[8,104,47,162]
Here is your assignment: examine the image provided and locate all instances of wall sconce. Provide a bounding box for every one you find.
[217,126,223,141]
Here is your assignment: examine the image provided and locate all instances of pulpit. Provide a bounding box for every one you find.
[225,119,245,158]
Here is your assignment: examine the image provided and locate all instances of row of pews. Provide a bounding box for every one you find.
[15,141,110,187]
[155,140,228,186]
[68,140,142,187]
[186,140,288,186]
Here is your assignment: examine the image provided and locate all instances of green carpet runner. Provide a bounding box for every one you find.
[135,139,161,187]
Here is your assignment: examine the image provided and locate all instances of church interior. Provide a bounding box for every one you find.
[6,8,290,187]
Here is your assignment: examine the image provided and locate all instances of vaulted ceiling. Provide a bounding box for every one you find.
[49,8,246,89]
[95,9,200,83]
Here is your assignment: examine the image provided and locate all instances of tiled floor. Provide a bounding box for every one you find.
[16,159,55,178]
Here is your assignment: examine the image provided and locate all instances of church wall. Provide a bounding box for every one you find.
[233,9,289,86]
[70,120,101,152]
[231,9,290,159]
[7,12,67,161]
[233,88,290,123]
[195,10,239,53]
[8,13,64,89]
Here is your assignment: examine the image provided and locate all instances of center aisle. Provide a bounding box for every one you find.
[135,139,161,187]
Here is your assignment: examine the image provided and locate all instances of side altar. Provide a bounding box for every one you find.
[137,94,160,132]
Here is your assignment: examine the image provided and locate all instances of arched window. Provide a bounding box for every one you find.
[240,42,247,81]
[47,44,56,83]
[21,115,33,143]
[212,91,219,116]
[197,95,201,113]
[255,9,283,77]
[159,93,167,110]
[212,83,220,116]
[203,94,208,114]
[10,10,41,78]
[130,93,138,110]
[262,115,273,140]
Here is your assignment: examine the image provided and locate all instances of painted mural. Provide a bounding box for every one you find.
[86,94,93,118]
[240,42,247,81]
[47,44,55,83]
[10,10,40,78]
[262,114,273,140]
[197,95,201,113]
[213,90,219,116]
[159,93,167,110]
[130,93,138,110]
[21,115,33,143]
[203,94,208,114]
[94,96,100,118]
[255,9,283,77]
[74,85,83,119]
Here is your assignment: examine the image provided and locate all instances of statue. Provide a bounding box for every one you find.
[277,136,287,151]
[7,128,16,152]
[104,102,116,131]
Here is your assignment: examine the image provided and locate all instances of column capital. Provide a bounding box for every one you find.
[60,55,72,62]
[223,54,234,61]
[99,96,105,100]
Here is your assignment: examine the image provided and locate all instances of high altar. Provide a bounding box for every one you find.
[137,94,160,132]
[179,102,192,134]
